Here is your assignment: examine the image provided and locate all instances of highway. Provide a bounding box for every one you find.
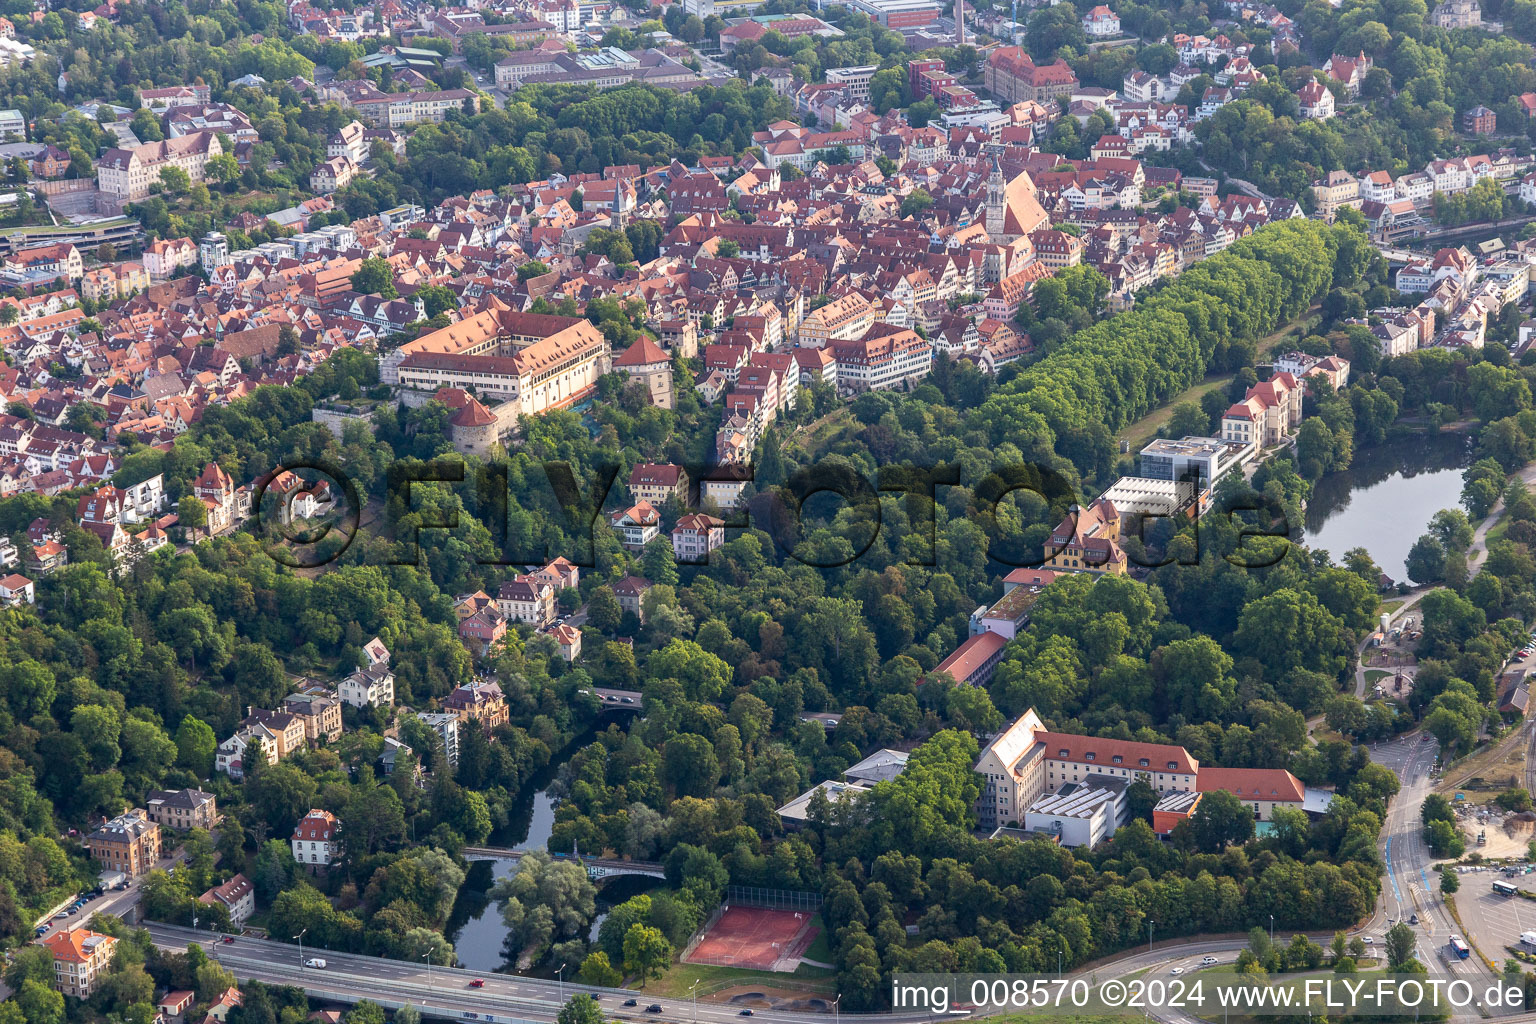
[147,924,911,1024]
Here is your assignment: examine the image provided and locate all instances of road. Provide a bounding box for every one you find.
[1366,731,1490,1023]
[34,839,194,943]
[148,924,896,1024]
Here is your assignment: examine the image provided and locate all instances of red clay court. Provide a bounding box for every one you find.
[684,905,820,972]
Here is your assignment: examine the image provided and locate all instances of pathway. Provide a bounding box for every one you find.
[1467,461,1536,577]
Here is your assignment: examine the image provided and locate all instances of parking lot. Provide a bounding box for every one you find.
[1455,869,1536,958]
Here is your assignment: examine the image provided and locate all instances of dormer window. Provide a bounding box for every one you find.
[1139,758,1150,767]
[1167,761,1178,770]
[1085,752,1095,761]
[1112,755,1123,764]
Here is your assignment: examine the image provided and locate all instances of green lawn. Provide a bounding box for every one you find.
[642,960,836,999]
[801,921,832,964]
[1119,374,1235,453]
[1378,598,1405,616]
[1365,669,1392,686]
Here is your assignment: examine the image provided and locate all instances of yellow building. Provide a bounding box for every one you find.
[1043,499,1127,575]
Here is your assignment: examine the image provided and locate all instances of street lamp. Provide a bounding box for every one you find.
[1058,947,1063,976]
[691,978,701,1023]
[833,994,842,1024]
[1148,920,1155,955]
[422,949,433,994]
[294,929,307,968]
[557,963,567,1006]
[1269,915,1275,946]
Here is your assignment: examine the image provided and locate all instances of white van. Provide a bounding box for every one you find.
[304,959,327,969]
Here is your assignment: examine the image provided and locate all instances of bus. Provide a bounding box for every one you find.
[1495,880,1520,896]
[1450,935,1471,959]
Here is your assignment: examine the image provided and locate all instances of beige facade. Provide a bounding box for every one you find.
[145,789,217,831]
[84,809,161,877]
[46,930,117,998]
[96,133,222,203]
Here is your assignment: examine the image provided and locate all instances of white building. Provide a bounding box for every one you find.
[1081,4,1120,36]
[973,708,1199,831]
[0,571,34,606]
[1023,777,1127,847]
[198,873,255,926]
[337,664,395,708]
[291,809,340,866]
[199,232,230,273]
[418,711,460,767]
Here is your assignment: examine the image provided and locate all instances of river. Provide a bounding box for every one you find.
[445,717,654,974]
[1301,432,1475,580]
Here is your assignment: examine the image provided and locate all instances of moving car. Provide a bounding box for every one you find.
[622,1000,637,1008]
[222,937,235,944]
[645,1005,663,1014]
[739,1011,754,1017]
[1200,956,1218,966]
[1170,967,1184,975]
[304,959,327,969]
[469,980,485,988]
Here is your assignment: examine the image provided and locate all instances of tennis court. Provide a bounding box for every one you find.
[683,905,819,972]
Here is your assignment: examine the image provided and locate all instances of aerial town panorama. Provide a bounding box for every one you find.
[5,0,1536,1022]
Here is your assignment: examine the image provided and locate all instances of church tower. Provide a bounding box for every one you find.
[984,158,1006,239]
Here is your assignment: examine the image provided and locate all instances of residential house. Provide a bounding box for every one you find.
[198,873,254,926]
[628,463,688,506]
[45,930,118,998]
[84,808,161,877]
[443,680,509,731]
[671,513,724,563]
[609,501,661,551]
[337,663,395,709]
[291,809,340,867]
[1221,371,1303,446]
[612,575,652,624]
[144,788,216,831]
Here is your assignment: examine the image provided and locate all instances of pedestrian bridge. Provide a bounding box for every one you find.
[459,847,666,880]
